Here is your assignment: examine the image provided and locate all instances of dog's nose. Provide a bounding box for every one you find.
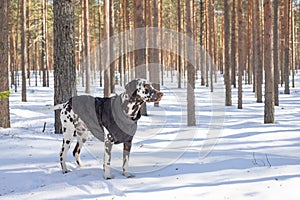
[156,91,163,100]
[158,91,163,97]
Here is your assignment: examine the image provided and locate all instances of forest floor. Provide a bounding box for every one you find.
[1,73,300,200]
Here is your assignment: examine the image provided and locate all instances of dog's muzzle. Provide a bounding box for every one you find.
[148,90,163,102]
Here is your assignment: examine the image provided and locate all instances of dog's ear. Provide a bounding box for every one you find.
[125,79,138,97]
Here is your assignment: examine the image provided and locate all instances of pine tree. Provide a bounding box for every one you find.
[83,0,91,93]
[264,0,274,123]
[254,0,263,102]
[224,0,232,106]
[284,0,290,94]
[273,0,280,106]
[53,0,77,133]
[21,0,27,102]
[237,0,244,109]
[0,0,10,128]
[186,0,196,126]
[134,0,147,115]
[104,0,111,97]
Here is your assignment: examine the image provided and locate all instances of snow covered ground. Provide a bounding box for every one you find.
[1,73,300,200]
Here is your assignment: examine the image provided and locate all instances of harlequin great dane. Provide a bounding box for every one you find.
[54,79,163,179]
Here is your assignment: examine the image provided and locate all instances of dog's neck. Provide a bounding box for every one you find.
[120,93,144,120]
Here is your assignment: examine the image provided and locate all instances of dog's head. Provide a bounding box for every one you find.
[125,79,163,103]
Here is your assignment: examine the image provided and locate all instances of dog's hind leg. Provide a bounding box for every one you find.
[103,131,114,179]
[59,112,76,173]
[73,129,88,167]
[122,140,134,178]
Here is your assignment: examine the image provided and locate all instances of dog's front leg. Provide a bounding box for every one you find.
[122,140,134,178]
[103,135,113,179]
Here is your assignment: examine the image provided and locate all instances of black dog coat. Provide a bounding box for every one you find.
[69,95,141,144]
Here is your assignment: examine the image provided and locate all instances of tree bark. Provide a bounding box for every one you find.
[247,0,253,85]
[98,0,103,87]
[159,0,164,86]
[208,0,214,92]
[134,0,147,115]
[186,0,196,126]
[83,0,91,93]
[199,0,205,86]
[109,0,115,94]
[231,0,237,88]
[21,0,27,102]
[0,0,10,128]
[149,0,160,107]
[254,0,263,102]
[237,0,243,109]
[177,0,182,88]
[26,0,30,86]
[9,0,16,91]
[104,0,111,97]
[284,0,290,94]
[41,0,47,87]
[53,0,77,133]
[264,0,274,123]
[134,0,146,79]
[273,0,279,106]
[224,0,232,106]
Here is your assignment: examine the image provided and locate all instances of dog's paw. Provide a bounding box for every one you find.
[62,169,71,174]
[104,174,115,180]
[122,172,135,178]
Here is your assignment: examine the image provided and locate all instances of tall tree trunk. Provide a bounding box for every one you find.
[34,17,38,87]
[205,2,209,87]
[14,0,20,92]
[83,0,91,93]
[78,5,83,87]
[134,0,147,115]
[208,0,214,92]
[291,1,295,88]
[237,0,243,109]
[118,1,123,86]
[177,0,182,88]
[186,0,196,126]
[123,0,128,84]
[98,0,103,87]
[224,0,232,106]
[53,0,77,133]
[134,0,146,78]
[109,0,115,94]
[280,1,284,87]
[21,0,27,102]
[45,0,49,87]
[252,0,256,92]
[0,0,10,128]
[284,0,290,94]
[231,0,237,88]
[104,0,111,97]
[159,0,164,86]
[9,1,16,91]
[149,0,160,107]
[264,0,274,123]
[199,0,205,86]
[26,0,30,86]
[247,0,253,85]
[41,0,47,87]
[273,0,279,106]
[254,0,262,102]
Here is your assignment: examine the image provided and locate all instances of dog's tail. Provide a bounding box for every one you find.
[53,103,64,110]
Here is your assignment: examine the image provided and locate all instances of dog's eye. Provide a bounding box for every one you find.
[144,89,149,94]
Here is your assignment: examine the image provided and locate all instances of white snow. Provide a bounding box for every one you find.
[1,73,300,200]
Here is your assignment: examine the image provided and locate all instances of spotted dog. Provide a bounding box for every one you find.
[54,79,163,179]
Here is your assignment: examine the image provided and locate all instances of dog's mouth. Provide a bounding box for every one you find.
[147,91,163,103]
